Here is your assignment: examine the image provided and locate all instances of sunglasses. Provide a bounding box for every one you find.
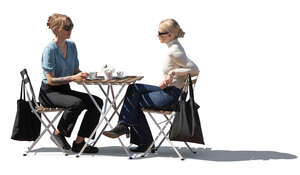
[63,24,73,31]
[158,31,169,36]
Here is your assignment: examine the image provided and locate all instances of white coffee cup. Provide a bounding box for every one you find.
[88,72,97,79]
[116,71,124,78]
[104,71,113,80]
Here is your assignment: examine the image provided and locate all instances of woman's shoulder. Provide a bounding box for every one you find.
[169,39,185,50]
[46,40,57,49]
[168,42,185,57]
[43,41,57,53]
[66,40,76,47]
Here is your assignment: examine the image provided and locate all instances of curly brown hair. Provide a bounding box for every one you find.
[47,13,73,36]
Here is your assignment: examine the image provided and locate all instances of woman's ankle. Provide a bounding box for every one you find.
[75,136,84,144]
[54,130,60,135]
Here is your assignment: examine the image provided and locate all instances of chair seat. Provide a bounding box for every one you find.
[141,107,173,115]
[36,106,65,113]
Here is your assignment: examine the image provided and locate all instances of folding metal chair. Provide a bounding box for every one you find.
[140,75,199,160]
[20,69,67,156]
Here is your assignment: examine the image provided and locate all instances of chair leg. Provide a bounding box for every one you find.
[25,126,47,155]
[42,112,68,156]
[142,113,167,156]
[147,113,184,160]
[154,114,174,151]
[41,112,60,131]
[24,113,57,155]
[155,131,167,151]
[163,113,196,154]
[25,110,67,156]
[184,142,197,154]
[152,114,174,151]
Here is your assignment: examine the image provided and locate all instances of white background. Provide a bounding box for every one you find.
[0,0,299,174]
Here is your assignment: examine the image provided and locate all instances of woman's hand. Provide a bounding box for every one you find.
[72,72,89,82]
[159,73,174,89]
[159,80,168,89]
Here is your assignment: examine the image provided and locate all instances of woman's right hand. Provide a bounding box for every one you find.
[159,73,174,89]
[159,80,168,89]
[72,72,89,82]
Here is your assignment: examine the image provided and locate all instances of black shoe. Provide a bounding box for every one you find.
[71,141,99,153]
[51,133,71,150]
[129,144,156,153]
[103,123,129,138]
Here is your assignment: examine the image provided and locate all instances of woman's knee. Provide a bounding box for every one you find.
[127,84,135,91]
[126,84,140,95]
[68,98,85,111]
[92,95,103,108]
[84,95,103,112]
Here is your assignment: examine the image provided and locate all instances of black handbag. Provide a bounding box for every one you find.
[11,81,41,141]
[169,74,204,144]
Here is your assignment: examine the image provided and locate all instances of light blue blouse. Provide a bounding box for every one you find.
[41,40,79,84]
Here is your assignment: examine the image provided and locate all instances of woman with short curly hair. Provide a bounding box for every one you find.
[39,13,103,153]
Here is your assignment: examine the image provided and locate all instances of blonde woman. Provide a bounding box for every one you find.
[38,14,103,153]
[103,19,199,152]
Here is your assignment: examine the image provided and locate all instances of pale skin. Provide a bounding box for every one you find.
[48,19,87,144]
[158,24,176,89]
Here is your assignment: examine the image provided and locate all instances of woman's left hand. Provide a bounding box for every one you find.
[159,74,173,89]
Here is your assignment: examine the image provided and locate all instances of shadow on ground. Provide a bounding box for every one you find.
[30,146,297,161]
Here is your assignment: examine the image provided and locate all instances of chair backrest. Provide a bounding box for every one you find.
[182,74,198,92]
[192,75,198,87]
[170,74,198,110]
[20,69,39,107]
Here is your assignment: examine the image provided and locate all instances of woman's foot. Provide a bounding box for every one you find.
[129,144,156,153]
[51,133,71,150]
[71,141,98,153]
[103,123,129,138]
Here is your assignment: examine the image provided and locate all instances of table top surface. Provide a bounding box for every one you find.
[76,76,144,85]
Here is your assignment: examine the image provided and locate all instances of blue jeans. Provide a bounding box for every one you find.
[119,83,181,145]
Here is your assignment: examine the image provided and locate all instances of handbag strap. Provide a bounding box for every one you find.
[177,74,190,101]
[188,74,195,101]
[20,80,25,100]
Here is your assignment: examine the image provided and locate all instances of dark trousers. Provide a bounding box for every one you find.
[39,83,103,138]
[119,83,181,145]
